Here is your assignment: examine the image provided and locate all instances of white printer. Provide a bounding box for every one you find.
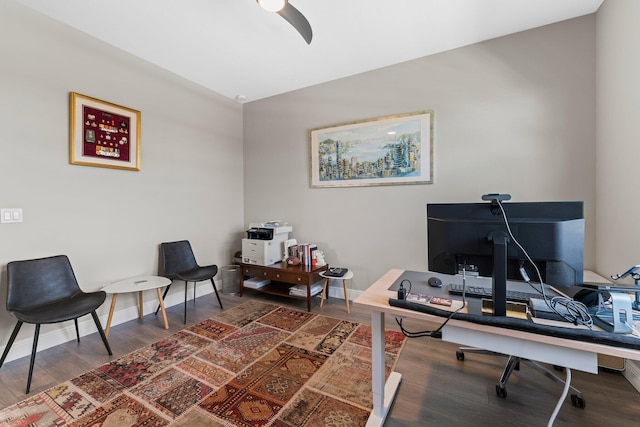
[242,221,292,266]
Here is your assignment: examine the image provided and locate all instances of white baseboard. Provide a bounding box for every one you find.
[0,282,364,364]
[0,283,211,364]
[325,284,362,302]
[623,360,640,393]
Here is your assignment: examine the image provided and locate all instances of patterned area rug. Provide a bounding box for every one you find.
[0,300,406,426]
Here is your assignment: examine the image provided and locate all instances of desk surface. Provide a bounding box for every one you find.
[354,269,640,362]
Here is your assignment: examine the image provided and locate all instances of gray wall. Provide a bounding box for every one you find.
[595,0,640,390]
[243,16,597,297]
[0,2,244,360]
[596,0,640,278]
[5,0,637,365]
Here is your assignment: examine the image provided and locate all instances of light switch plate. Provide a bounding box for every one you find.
[1,208,23,223]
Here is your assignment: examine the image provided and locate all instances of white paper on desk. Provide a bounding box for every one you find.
[406,293,463,311]
[406,293,431,303]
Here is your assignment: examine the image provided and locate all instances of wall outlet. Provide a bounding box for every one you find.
[1,208,23,223]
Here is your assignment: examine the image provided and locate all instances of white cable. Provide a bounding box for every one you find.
[496,201,593,328]
[547,367,571,427]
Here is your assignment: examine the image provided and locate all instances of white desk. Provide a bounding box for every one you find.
[101,275,171,337]
[354,269,640,427]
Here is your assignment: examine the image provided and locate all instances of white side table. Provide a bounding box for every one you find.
[101,275,171,337]
[319,270,353,314]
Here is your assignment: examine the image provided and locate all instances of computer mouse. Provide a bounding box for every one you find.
[427,277,443,288]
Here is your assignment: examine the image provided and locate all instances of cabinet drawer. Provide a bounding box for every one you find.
[242,265,264,278]
[242,266,308,285]
[271,270,307,284]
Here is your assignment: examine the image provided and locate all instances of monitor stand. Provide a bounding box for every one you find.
[488,231,509,317]
[594,292,635,334]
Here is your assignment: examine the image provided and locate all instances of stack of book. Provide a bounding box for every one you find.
[289,284,323,297]
[287,243,318,267]
[243,278,270,289]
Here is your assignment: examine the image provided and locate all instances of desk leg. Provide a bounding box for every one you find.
[105,294,118,338]
[156,288,169,330]
[367,311,402,427]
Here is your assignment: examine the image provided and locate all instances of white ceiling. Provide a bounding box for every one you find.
[16,0,603,103]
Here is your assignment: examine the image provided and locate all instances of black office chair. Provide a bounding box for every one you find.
[455,348,585,407]
[0,255,113,393]
[155,240,223,324]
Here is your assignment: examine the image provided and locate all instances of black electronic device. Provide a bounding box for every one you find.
[446,283,539,304]
[427,277,442,288]
[246,227,274,240]
[427,196,584,317]
[324,267,348,277]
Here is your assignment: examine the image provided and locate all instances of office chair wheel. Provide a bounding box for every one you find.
[570,394,586,408]
[496,384,507,398]
[456,351,465,361]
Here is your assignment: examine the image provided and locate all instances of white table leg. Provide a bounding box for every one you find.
[343,278,350,313]
[156,288,169,329]
[320,278,329,307]
[105,294,118,338]
[366,310,402,427]
[138,291,144,319]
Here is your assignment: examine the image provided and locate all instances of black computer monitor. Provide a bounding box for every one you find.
[427,198,584,316]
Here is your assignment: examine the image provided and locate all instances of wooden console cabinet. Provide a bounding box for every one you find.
[239,262,328,311]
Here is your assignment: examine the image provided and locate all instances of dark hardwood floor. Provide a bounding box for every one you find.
[1,290,639,426]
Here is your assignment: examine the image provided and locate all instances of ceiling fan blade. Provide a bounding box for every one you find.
[278,2,313,44]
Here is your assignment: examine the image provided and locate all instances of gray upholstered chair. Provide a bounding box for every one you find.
[0,255,112,393]
[155,240,223,324]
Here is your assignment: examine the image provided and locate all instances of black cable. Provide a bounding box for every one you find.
[496,200,593,328]
[395,298,467,339]
[395,317,433,338]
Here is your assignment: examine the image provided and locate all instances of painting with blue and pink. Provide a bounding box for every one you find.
[318,119,422,181]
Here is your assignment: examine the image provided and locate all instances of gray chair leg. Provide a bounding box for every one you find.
[211,278,223,309]
[26,324,41,394]
[184,281,189,324]
[0,321,23,369]
[74,318,80,342]
[91,311,113,356]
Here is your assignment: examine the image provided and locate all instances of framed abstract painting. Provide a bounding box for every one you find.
[310,110,433,188]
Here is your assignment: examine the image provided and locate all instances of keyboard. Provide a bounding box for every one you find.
[447,283,540,303]
[324,267,348,277]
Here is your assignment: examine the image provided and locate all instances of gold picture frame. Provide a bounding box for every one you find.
[310,110,433,188]
[70,92,141,171]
